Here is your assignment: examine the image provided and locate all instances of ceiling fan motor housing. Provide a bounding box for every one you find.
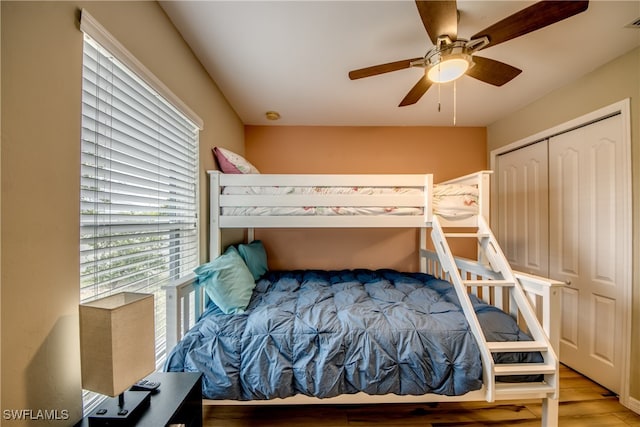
[412,36,490,70]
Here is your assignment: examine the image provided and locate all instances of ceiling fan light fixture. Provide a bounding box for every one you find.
[427,55,471,83]
[422,38,474,84]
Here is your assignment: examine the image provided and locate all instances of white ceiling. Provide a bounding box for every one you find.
[160,1,640,127]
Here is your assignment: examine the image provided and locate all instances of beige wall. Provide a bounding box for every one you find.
[487,47,640,401]
[1,2,243,425]
[245,125,487,271]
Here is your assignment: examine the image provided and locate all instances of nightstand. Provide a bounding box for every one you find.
[75,372,202,427]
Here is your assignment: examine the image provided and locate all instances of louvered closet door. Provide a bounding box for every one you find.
[496,141,549,277]
[549,114,625,394]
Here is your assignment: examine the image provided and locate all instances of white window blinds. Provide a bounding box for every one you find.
[79,12,200,414]
[80,34,199,301]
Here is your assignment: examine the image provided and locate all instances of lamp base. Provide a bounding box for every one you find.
[88,390,151,426]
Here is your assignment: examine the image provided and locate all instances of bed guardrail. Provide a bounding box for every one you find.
[436,170,492,226]
[164,273,201,351]
[209,170,493,258]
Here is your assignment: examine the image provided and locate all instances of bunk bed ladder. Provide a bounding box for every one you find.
[430,215,559,406]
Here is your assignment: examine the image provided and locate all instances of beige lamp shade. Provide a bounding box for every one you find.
[80,292,155,397]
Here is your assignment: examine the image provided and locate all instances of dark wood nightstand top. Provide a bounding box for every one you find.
[75,372,202,427]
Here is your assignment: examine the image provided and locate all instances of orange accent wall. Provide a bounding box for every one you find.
[244,126,487,271]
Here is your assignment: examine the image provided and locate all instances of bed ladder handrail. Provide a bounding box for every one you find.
[430,215,559,406]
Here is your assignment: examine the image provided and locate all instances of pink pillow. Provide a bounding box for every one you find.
[213,147,260,174]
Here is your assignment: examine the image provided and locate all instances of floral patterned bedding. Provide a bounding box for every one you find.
[221,184,478,220]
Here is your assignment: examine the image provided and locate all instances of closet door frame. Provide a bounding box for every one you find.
[489,98,632,408]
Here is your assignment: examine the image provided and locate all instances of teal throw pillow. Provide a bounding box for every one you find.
[193,247,255,314]
[237,240,268,280]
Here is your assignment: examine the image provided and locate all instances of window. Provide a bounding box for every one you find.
[79,10,201,411]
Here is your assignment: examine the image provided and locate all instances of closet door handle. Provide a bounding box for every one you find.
[565,280,572,286]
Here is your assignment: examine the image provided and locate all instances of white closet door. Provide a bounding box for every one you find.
[549,114,625,393]
[496,141,549,277]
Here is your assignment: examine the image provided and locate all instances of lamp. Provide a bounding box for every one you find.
[80,292,155,426]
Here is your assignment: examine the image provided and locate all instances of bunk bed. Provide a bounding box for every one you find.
[164,169,563,426]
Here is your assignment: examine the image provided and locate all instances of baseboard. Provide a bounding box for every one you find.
[622,395,640,415]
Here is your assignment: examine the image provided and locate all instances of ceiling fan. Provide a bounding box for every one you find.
[348,0,589,107]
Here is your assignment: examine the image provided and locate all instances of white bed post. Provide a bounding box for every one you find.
[424,174,433,224]
[477,171,492,267]
[165,284,180,351]
[478,171,491,222]
[419,228,427,273]
[209,171,222,261]
[420,174,433,273]
[532,274,562,427]
[542,397,559,427]
[545,284,562,358]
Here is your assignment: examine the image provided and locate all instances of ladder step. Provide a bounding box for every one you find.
[494,363,556,376]
[443,232,491,238]
[487,340,548,353]
[463,279,514,287]
[494,382,556,397]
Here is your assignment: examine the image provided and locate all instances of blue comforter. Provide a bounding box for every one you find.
[164,269,541,400]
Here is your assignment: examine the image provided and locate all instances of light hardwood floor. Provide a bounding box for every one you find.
[202,365,640,426]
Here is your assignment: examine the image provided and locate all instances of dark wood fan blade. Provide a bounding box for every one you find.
[466,56,522,86]
[349,58,422,80]
[415,0,458,44]
[399,75,433,107]
[471,1,589,50]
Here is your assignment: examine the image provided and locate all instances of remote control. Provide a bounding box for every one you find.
[130,379,160,392]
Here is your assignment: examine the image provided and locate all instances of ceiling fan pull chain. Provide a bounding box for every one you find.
[437,81,441,112]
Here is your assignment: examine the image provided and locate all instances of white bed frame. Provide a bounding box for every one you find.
[165,170,563,426]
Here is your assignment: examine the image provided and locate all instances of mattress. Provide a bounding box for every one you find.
[164,269,542,400]
[220,183,478,220]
